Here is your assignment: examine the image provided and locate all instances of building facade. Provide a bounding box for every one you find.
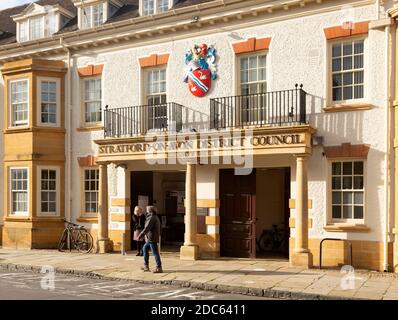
[0,0,397,271]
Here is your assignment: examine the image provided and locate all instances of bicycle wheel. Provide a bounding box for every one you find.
[58,229,69,252]
[259,231,273,252]
[75,229,93,253]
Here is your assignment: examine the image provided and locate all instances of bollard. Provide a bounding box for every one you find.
[121,232,126,256]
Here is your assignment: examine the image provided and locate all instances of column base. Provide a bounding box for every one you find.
[98,238,113,254]
[290,251,313,268]
[180,245,199,260]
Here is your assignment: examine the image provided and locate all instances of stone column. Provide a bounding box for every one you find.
[98,163,112,253]
[291,155,313,268]
[180,163,199,260]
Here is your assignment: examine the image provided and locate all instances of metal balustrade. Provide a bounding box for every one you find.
[104,102,183,138]
[210,84,307,130]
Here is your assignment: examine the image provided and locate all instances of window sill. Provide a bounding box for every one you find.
[324,224,370,233]
[77,217,98,223]
[77,126,104,132]
[5,216,31,222]
[323,103,372,113]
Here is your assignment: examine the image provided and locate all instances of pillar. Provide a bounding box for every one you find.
[180,163,199,260]
[291,155,313,268]
[98,163,113,253]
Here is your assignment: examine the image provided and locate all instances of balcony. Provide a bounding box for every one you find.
[104,102,184,138]
[210,85,307,130]
[103,86,308,138]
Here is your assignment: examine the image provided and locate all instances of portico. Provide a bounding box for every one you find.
[94,125,315,267]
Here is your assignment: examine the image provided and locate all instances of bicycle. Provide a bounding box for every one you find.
[256,224,285,253]
[58,220,93,253]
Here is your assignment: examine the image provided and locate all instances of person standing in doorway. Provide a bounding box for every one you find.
[138,206,163,273]
[132,206,146,256]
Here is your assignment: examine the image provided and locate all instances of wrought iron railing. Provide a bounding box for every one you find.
[104,102,183,138]
[210,84,307,130]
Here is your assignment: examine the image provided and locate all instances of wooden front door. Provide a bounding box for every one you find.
[220,169,256,258]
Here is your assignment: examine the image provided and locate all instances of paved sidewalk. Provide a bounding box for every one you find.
[1,248,398,300]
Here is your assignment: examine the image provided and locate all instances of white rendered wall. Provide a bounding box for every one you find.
[66,3,389,243]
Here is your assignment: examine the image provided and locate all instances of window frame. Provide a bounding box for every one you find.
[81,167,100,217]
[81,3,105,29]
[29,15,45,40]
[144,67,167,106]
[140,0,171,16]
[327,159,366,225]
[9,167,29,217]
[327,36,367,106]
[37,77,61,127]
[82,76,102,126]
[37,166,60,216]
[9,78,30,128]
[234,51,268,125]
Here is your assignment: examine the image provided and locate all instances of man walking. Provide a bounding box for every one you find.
[138,206,163,273]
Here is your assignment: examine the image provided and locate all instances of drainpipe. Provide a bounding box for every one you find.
[384,23,392,272]
[60,38,73,223]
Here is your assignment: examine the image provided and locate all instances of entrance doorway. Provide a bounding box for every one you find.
[220,168,290,259]
[130,171,185,251]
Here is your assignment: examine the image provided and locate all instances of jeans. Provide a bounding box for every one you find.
[143,242,162,268]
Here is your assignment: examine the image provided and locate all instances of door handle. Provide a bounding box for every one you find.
[232,221,243,224]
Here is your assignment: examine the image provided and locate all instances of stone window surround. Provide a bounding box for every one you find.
[77,64,104,130]
[323,21,371,112]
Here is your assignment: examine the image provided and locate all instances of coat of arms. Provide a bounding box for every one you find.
[183,44,217,97]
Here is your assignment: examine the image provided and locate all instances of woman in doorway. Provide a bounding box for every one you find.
[133,206,146,256]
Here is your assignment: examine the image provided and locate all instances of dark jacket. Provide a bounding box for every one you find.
[132,214,146,231]
[138,212,161,243]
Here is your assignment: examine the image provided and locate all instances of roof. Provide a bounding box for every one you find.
[0,0,214,46]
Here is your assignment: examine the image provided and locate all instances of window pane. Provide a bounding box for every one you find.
[332,192,341,204]
[343,162,352,175]
[332,44,341,57]
[354,192,363,205]
[354,162,364,174]
[343,56,352,70]
[354,41,364,54]
[354,206,363,219]
[333,88,342,101]
[332,206,341,219]
[332,163,341,175]
[343,177,352,189]
[332,177,341,189]
[354,176,364,189]
[343,43,352,56]
[332,58,341,72]
[343,192,353,205]
[343,206,352,219]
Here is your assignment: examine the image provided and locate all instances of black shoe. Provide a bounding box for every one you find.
[153,267,163,274]
[141,266,150,272]
[136,252,141,256]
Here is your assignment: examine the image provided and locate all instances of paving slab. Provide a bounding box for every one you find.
[1,248,398,300]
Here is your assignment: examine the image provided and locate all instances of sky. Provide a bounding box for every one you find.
[0,0,34,10]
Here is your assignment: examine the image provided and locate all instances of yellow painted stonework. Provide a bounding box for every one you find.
[290,238,393,272]
[1,59,66,249]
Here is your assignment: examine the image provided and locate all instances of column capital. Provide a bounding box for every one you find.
[294,154,310,160]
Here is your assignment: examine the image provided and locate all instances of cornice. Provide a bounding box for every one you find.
[0,0,375,63]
